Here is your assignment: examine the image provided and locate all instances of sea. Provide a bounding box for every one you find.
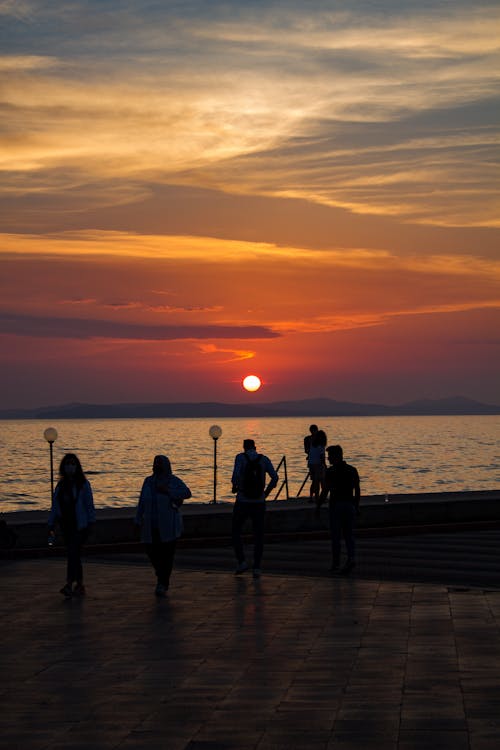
[1,415,499,513]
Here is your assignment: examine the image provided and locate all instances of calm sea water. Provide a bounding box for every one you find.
[0,415,499,513]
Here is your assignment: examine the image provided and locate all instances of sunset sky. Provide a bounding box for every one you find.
[1,0,499,409]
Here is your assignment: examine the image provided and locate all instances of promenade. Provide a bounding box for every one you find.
[1,529,500,750]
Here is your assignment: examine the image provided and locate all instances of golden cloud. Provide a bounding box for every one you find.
[0,3,498,227]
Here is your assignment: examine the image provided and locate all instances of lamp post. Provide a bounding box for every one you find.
[208,425,222,504]
[43,427,58,505]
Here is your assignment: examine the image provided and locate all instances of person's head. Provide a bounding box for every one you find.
[313,429,327,447]
[327,445,343,465]
[59,453,84,483]
[243,438,256,452]
[152,455,172,477]
[309,424,318,435]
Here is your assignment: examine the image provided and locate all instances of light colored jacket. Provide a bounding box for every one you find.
[135,472,191,543]
[307,443,325,467]
[48,479,96,531]
[231,448,278,503]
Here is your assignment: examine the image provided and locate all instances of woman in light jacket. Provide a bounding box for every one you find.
[48,453,96,598]
[135,455,191,596]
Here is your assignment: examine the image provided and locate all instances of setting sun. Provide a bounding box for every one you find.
[243,375,262,392]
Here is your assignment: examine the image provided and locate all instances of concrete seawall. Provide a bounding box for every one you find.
[2,489,499,551]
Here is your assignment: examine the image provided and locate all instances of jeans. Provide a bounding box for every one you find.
[329,500,356,564]
[232,502,266,568]
[144,528,177,587]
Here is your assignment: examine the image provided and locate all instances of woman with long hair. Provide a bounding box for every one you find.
[135,455,191,596]
[48,453,96,598]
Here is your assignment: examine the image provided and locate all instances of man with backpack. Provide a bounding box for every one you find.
[231,438,278,578]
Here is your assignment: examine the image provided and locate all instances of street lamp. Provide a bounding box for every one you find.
[208,425,222,504]
[43,427,58,505]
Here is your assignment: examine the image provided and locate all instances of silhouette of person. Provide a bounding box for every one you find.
[231,438,278,578]
[48,453,96,598]
[135,455,191,596]
[307,428,327,503]
[303,424,319,458]
[320,445,360,575]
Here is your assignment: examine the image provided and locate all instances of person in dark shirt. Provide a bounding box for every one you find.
[48,453,96,597]
[319,445,360,575]
[231,439,278,578]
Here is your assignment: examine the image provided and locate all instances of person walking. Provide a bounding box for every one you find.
[231,439,278,578]
[320,445,360,575]
[135,455,191,596]
[48,453,96,598]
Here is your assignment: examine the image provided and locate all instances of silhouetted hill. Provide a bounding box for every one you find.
[1,396,499,419]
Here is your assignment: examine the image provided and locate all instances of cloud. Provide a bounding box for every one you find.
[101,301,224,314]
[272,300,500,335]
[0,1,33,19]
[0,2,498,226]
[0,55,59,71]
[0,311,280,341]
[198,343,255,362]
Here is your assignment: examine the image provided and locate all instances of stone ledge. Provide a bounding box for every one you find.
[1,490,499,550]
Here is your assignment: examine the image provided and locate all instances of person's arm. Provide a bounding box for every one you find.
[47,482,60,530]
[318,468,331,508]
[263,457,278,498]
[135,479,148,525]
[353,468,361,512]
[231,455,242,494]
[168,475,192,507]
[84,480,96,525]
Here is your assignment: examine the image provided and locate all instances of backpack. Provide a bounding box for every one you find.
[241,454,265,499]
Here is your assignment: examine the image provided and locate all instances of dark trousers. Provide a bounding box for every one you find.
[329,501,356,564]
[232,502,266,568]
[63,527,88,584]
[144,528,177,587]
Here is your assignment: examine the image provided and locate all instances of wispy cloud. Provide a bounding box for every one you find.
[1,2,498,226]
[198,343,255,362]
[0,312,280,341]
[1,230,498,344]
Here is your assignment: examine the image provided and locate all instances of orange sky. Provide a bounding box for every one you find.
[1,1,499,408]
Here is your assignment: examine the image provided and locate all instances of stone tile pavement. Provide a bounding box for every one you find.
[1,554,500,750]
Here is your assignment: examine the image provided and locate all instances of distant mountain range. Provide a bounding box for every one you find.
[1,396,499,419]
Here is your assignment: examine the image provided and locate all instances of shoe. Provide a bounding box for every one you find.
[73,583,86,596]
[252,568,262,579]
[155,583,168,597]
[235,561,248,575]
[340,559,355,575]
[60,583,73,598]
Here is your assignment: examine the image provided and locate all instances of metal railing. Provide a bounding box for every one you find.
[270,458,313,501]
[272,455,290,500]
[296,469,310,498]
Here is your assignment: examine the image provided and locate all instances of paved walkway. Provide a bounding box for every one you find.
[1,546,500,749]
